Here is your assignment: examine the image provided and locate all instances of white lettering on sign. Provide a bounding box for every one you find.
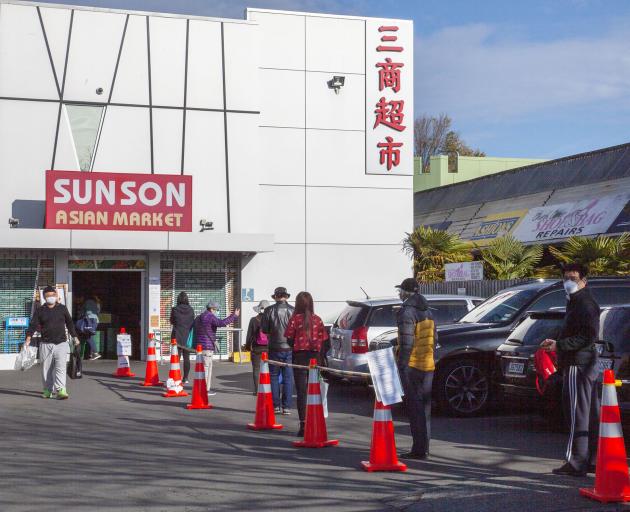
[365,18,414,176]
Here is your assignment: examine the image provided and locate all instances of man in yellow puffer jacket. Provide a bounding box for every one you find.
[395,277,437,460]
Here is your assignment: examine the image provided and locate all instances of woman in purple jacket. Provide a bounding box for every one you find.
[195,300,240,395]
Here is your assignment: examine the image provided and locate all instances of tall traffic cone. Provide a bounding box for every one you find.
[162,339,188,398]
[294,359,338,448]
[580,369,630,503]
[361,400,407,472]
[247,352,282,430]
[186,345,212,410]
[113,327,135,377]
[141,333,162,386]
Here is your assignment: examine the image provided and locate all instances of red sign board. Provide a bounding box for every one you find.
[45,170,192,232]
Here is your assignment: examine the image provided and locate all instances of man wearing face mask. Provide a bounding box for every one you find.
[395,277,436,460]
[540,263,601,477]
[25,286,80,399]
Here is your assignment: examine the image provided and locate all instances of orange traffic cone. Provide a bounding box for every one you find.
[247,352,283,430]
[187,345,212,410]
[361,400,407,472]
[141,333,162,386]
[580,369,630,503]
[162,339,188,398]
[294,358,338,448]
[113,328,135,377]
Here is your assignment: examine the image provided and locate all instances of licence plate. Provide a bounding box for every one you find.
[507,361,526,375]
[598,358,613,373]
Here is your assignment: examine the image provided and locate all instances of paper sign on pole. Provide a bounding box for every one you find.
[366,346,404,406]
[116,333,132,356]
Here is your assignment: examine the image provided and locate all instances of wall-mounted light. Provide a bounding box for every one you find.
[199,219,214,232]
[8,217,19,228]
[327,75,345,94]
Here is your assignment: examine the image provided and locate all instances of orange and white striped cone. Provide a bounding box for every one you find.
[141,333,162,387]
[247,352,283,430]
[294,359,338,448]
[186,345,212,410]
[580,369,630,503]
[113,327,135,377]
[361,400,407,472]
[162,339,188,398]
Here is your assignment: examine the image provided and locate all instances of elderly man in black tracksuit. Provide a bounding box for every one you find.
[396,277,437,460]
[541,263,600,477]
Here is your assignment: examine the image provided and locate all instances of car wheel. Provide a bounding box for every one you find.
[437,359,490,417]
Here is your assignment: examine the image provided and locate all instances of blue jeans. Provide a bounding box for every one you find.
[269,351,293,409]
[399,366,434,455]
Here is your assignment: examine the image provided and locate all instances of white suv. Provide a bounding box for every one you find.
[327,295,482,382]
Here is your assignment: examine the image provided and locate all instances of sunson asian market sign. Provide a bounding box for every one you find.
[45,170,192,231]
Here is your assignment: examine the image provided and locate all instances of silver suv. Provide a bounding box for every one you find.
[327,295,482,382]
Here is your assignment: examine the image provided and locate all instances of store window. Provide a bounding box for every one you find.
[65,104,104,171]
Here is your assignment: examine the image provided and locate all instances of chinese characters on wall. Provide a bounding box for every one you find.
[366,19,413,175]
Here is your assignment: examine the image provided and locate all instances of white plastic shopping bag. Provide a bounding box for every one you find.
[14,345,38,371]
[320,375,329,418]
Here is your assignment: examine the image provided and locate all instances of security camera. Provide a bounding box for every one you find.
[199,219,214,232]
[8,217,19,228]
[95,87,104,95]
[327,76,346,94]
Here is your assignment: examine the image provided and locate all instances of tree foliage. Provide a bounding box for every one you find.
[548,233,630,276]
[403,227,472,282]
[414,114,485,172]
[479,235,543,280]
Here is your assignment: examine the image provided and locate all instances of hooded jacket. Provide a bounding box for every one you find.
[170,303,195,347]
[556,287,600,368]
[396,293,437,371]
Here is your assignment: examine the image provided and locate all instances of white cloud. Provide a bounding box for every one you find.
[414,23,630,122]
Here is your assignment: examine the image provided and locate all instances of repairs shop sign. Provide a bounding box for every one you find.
[512,193,629,242]
[45,170,192,231]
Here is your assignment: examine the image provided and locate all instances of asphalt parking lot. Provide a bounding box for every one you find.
[1,360,628,512]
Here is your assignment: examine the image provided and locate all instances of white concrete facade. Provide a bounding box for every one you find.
[0,1,413,352]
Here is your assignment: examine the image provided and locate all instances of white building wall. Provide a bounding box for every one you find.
[243,9,413,323]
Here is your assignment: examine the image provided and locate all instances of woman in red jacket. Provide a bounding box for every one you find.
[284,291,329,437]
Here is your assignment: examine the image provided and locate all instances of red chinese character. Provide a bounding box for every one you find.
[376,58,404,92]
[377,136,403,170]
[377,25,403,52]
[374,97,406,132]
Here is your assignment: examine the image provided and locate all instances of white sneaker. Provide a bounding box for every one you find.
[90,353,102,360]
[208,391,217,396]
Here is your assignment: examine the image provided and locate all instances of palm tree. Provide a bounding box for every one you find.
[402,227,472,281]
[548,233,630,276]
[479,235,543,280]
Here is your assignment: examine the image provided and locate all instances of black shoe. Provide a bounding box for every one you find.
[400,452,429,460]
[297,423,305,437]
[552,462,587,477]
[588,464,597,474]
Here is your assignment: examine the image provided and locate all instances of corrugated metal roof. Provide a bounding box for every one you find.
[414,142,630,215]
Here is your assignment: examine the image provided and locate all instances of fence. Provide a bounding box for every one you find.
[417,278,536,299]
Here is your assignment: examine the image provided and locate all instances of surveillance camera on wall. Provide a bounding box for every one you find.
[96,87,104,95]
[327,76,346,94]
[8,217,19,228]
[199,219,214,232]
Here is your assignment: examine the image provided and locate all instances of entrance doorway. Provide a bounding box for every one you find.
[71,271,143,359]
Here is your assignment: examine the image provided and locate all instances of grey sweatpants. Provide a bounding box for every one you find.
[40,342,69,392]
[202,350,214,392]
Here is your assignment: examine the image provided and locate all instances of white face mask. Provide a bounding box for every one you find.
[563,280,579,295]
[45,296,57,305]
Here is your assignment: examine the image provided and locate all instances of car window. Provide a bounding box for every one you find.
[528,290,566,311]
[429,300,470,324]
[335,305,369,330]
[472,300,484,307]
[590,286,630,307]
[459,288,539,324]
[368,305,397,327]
[600,308,630,353]
[508,317,565,346]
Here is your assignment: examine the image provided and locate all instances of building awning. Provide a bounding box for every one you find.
[0,229,275,254]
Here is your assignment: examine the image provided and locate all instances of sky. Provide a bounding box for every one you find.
[35,0,630,159]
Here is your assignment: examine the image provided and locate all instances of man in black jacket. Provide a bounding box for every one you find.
[396,278,437,460]
[25,286,79,399]
[261,287,295,415]
[541,263,600,477]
